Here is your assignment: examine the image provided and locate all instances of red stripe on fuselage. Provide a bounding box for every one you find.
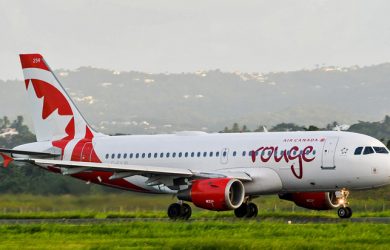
[44,166,148,192]
[71,171,149,192]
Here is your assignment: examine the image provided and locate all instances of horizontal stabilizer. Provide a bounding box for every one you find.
[0,148,60,157]
[0,153,14,167]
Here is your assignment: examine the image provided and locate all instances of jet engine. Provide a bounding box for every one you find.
[279,192,342,210]
[177,178,245,211]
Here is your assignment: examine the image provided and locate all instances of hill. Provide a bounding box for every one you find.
[1,63,390,134]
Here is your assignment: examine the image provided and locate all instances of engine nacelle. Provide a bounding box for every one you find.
[279,192,341,210]
[177,178,245,211]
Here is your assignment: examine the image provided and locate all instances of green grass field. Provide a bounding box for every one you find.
[0,194,389,249]
[0,221,389,249]
[0,193,389,219]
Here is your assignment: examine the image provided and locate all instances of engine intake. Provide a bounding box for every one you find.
[279,192,341,210]
[177,178,245,211]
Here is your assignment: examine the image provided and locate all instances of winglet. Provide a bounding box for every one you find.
[0,153,14,168]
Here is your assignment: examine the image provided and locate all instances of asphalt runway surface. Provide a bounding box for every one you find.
[0,217,390,224]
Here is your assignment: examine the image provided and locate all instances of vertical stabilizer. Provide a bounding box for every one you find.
[19,54,103,152]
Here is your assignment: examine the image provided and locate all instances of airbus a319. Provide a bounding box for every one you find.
[1,54,389,219]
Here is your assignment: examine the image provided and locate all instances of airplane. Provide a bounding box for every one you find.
[1,54,390,220]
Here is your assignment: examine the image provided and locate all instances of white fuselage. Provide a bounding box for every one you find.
[18,130,390,195]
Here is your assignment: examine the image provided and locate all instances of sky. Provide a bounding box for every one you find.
[1,0,390,80]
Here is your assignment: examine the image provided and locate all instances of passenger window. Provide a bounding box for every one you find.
[233,151,237,157]
[209,152,213,157]
[148,153,151,158]
[172,152,176,158]
[216,152,220,157]
[124,153,127,158]
[111,154,115,159]
[373,147,389,154]
[154,153,158,158]
[166,153,170,158]
[160,153,164,158]
[191,152,195,157]
[363,147,374,155]
[197,152,201,157]
[136,153,139,158]
[223,151,227,157]
[105,154,109,159]
[130,153,133,159]
[242,151,246,157]
[203,152,207,157]
[179,152,182,158]
[142,153,145,158]
[185,152,189,157]
[354,147,363,155]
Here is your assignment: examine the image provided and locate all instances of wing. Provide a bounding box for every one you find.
[9,157,252,188]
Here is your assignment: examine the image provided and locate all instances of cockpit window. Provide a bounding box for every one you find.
[363,146,374,155]
[373,147,389,154]
[354,147,363,155]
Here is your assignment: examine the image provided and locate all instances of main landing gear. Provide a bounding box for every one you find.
[167,202,192,220]
[234,201,258,218]
[337,189,352,219]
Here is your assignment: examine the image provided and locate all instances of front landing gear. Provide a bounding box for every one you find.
[234,202,258,218]
[336,189,352,219]
[167,203,192,220]
[338,207,352,219]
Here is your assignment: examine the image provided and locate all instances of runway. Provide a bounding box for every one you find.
[0,217,390,224]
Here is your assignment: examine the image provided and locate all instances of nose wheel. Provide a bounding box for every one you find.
[336,189,352,219]
[338,207,352,219]
[167,203,192,220]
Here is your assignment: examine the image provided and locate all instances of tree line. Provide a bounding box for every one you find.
[221,116,390,149]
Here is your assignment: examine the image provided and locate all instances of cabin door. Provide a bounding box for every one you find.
[321,137,339,169]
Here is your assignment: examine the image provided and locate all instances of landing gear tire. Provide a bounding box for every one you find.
[234,202,258,218]
[246,203,258,218]
[234,203,248,218]
[345,207,352,218]
[181,203,192,220]
[168,203,182,219]
[168,203,192,220]
[338,207,352,219]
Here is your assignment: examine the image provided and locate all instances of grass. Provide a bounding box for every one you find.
[0,221,389,249]
[0,193,389,219]
[0,194,389,249]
